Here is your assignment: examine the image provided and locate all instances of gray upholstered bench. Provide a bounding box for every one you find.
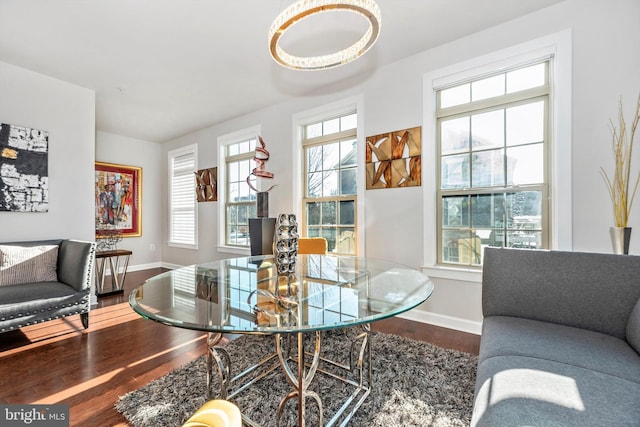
[0,239,95,333]
[472,247,640,426]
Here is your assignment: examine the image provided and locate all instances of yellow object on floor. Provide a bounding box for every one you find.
[298,237,328,254]
[182,400,242,427]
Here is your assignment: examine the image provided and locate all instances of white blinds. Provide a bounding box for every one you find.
[170,148,196,245]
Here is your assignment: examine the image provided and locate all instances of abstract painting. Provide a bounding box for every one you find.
[195,167,217,202]
[95,162,142,237]
[0,122,49,212]
[366,126,422,189]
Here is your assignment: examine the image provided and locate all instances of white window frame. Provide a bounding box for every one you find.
[217,125,261,255]
[302,114,358,255]
[293,96,366,256]
[168,144,198,249]
[437,61,551,267]
[422,29,573,282]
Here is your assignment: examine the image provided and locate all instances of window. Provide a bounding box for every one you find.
[169,144,197,247]
[225,258,259,328]
[437,61,550,267]
[224,136,257,247]
[302,112,358,254]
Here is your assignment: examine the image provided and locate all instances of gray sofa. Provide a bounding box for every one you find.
[471,247,640,426]
[0,239,95,333]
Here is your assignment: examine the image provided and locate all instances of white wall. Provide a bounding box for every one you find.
[568,0,640,252]
[0,60,95,243]
[160,0,640,334]
[161,99,315,266]
[95,131,163,269]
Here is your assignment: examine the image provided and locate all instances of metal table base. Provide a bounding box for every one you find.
[206,325,372,427]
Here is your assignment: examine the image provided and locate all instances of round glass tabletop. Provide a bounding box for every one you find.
[129,254,434,334]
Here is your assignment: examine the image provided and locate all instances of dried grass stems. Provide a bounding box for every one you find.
[600,93,640,227]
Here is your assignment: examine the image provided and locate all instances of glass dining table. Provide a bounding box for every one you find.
[129,254,434,427]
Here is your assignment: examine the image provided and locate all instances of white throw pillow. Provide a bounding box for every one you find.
[0,245,58,287]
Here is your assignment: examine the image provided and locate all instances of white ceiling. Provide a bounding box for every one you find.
[0,0,564,143]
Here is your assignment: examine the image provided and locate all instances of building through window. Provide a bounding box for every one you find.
[302,112,358,255]
[437,61,550,266]
[224,137,257,247]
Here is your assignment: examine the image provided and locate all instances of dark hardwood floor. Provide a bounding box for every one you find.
[0,268,480,426]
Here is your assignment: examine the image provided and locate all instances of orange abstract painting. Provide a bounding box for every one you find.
[366,126,421,189]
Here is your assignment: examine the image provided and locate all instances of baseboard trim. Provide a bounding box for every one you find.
[100,262,162,275]
[398,309,482,335]
[160,262,182,270]
[127,262,163,272]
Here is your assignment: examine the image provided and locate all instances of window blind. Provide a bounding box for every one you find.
[170,147,196,245]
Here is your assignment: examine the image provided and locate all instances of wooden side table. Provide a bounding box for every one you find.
[95,249,133,296]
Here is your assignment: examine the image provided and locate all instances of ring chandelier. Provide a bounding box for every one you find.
[268,0,382,71]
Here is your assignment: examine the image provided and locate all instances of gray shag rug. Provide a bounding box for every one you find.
[116,330,477,426]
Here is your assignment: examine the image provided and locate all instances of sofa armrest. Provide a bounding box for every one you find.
[482,247,640,339]
[57,240,96,293]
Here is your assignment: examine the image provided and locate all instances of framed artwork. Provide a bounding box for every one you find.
[0,122,49,212]
[95,162,142,237]
[195,166,217,202]
[366,126,422,189]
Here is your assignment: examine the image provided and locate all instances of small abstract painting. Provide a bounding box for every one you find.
[195,167,217,202]
[0,122,49,212]
[95,162,142,237]
[366,126,422,189]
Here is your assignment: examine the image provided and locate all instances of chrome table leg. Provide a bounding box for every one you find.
[206,332,231,399]
[276,331,323,427]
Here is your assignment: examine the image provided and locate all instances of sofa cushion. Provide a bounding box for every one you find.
[472,355,640,427]
[627,298,640,354]
[0,244,58,287]
[0,282,89,332]
[480,316,640,383]
[0,281,76,305]
[482,247,640,339]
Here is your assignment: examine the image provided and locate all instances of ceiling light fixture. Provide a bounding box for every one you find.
[268,0,382,71]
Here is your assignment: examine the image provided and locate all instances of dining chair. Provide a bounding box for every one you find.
[297,237,328,254]
[182,399,242,427]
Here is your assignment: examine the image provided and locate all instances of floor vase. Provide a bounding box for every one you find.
[610,226,632,254]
